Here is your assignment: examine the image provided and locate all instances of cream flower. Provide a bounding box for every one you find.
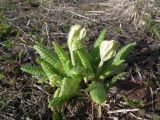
[100,40,120,62]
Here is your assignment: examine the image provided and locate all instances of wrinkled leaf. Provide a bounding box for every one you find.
[59,77,80,97]
[49,95,70,107]
[113,42,137,63]
[53,42,72,73]
[21,64,47,78]
[66,66,85,79]
[91,29,107,63]
[52,110,64,120]
[89,81,106,104]
[100,61,127,80]
[94,29,107,49]
[50,74,62,87]
[122,94,143,107]
[106,72,127,92]
[54,88,61,98]
[38,59,59,80]
[76,49,95,80]
[33,43,58,66]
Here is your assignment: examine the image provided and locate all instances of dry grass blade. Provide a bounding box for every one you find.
[107,108,140,114]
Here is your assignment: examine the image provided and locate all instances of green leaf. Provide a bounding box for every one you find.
[54,88,61,98]
[59,77,80,97]
[76,49,94,79]
[0,23,10,37]
[106,72,127,92]
[49,95,70,107]
[94,29,107,49]
[122,94,143,107]
[50,74,62,87]
[36,57,63,73]
[99,42,136,80]
[109,72,127,87]
[53,42,72,73]
[101,60,125,72]
[33,43,58,66]
[38,59,59,80]
[52,110,64,120]
[72,47,93,67]
[81,47,93,62]
[100,61,127,80]
[113,42,137,63]
[21,64,47,78]
[37,77,49,83]
[66,66,85,79]
[71,51,82,66]
[91,29,107,63]
[89,81,106,104]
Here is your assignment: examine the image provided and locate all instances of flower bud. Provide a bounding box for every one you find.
[68,24,82,43]
[68,24,86,51]
[100,40,120,62]
[79,28,86,42]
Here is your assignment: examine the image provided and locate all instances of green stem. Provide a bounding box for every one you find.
[96,60,104,77]
[70,50,76,66]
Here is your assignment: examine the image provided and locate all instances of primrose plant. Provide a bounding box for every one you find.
[21,24,136,107]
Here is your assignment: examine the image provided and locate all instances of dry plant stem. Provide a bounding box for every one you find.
[0,113,15,120]
[107,108,140,114]
[149,87,155,112]
[129,113,148,120]
[97,105,102,119]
